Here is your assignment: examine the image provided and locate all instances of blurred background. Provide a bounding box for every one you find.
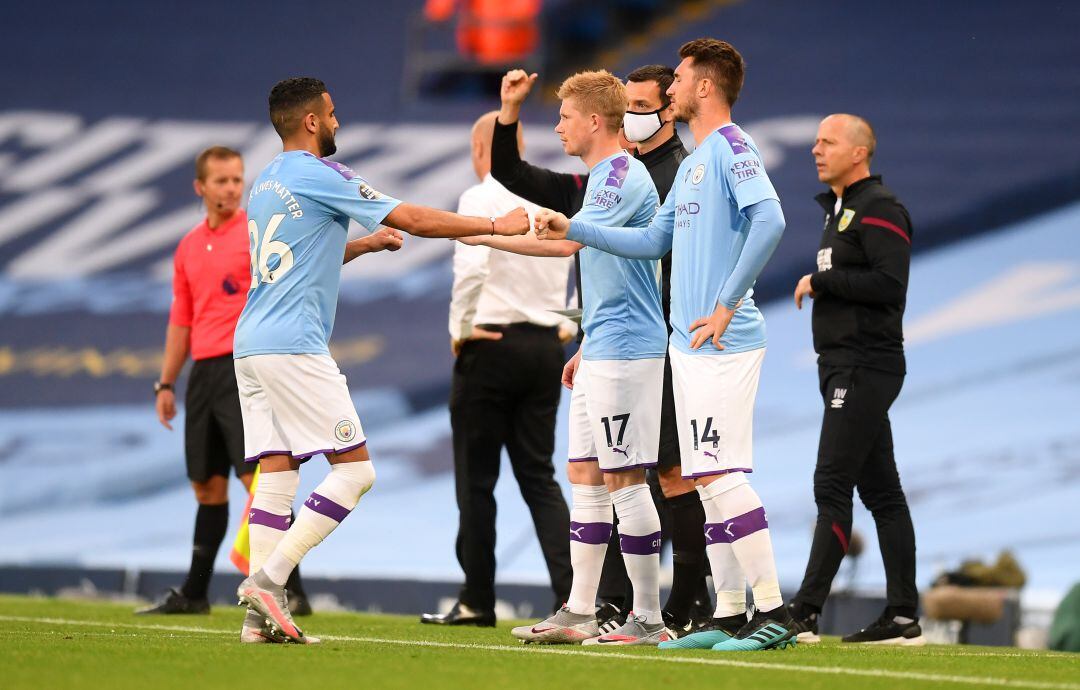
[1,0,1078,644]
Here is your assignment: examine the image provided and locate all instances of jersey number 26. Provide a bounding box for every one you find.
[248,213,295,285]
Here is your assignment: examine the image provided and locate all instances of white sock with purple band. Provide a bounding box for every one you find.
[611,483,663,625]
[699,485,747,618]
[566,484,613,616]
[261,461,376,586]
[699,473,783,613]
[248,469,299,575]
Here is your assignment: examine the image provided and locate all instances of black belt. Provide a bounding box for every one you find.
[476,322,558,334]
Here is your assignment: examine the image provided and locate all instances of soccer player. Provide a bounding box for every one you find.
[535,39,795,652]
[465,69,672,646]
[234,77,529,644]
[490,67,710,635]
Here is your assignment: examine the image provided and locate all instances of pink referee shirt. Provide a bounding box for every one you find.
[168,210,251,360]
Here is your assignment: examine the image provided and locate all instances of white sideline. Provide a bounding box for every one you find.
[1,615,1077,690]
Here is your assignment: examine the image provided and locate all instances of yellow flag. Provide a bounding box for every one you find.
[229,466,260,575]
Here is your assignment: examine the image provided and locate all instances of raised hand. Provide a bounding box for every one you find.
[534,208,570,240]
[493,207,530,236]
[501,69,538,107]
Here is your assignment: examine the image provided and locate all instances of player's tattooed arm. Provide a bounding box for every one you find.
[384,203,529,239]
[342,227,404,263]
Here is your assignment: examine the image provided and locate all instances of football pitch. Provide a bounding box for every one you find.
[1,595,1076,690]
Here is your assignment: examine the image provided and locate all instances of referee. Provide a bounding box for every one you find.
[138,146,310,615]
[490,67,710,634]
[789,114,922,645]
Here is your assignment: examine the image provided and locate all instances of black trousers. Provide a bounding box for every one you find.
[795,365,918,613]
[450,323,572,612]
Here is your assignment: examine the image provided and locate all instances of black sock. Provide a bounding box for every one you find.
[180,503,229,601]
[662,491,707,624]
[282,511,306,595]
[597,517,629,608]
[716,612,747,633]
[791,600,822,618]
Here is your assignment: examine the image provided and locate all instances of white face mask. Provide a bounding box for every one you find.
[622,107,666,143]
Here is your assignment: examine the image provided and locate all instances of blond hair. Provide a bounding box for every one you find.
[556,70,627,133]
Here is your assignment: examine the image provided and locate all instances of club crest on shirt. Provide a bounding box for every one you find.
[692,164,706,185]
[335,420,356,443]
[838,208,856,232]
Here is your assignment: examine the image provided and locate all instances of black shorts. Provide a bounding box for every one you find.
[656,352,682,471]
[185,354,250,482]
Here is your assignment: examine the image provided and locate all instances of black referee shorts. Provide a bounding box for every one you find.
[185,354,249,483]
[655,352,682,471]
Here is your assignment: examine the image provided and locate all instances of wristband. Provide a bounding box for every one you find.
[489,216,496,235]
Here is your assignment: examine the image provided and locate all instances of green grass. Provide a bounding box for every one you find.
[0,595,1077,690]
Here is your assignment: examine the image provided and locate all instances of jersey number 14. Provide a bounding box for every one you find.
[248,213,295,285]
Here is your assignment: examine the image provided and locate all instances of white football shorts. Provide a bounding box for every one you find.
[566,357,664,473]
[235,353,366,463]
[669,346,765,479]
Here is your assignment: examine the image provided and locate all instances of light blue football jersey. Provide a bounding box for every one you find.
[576,152,667,361]
[234,151,401,358]
[660,124,779,355]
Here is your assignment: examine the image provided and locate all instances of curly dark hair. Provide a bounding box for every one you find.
[268,77,328,138]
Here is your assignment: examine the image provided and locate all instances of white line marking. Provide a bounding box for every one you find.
[1,615,1077,690]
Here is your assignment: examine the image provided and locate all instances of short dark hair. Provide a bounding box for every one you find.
[626,64,675,108]
[678,38,745,106]
[195,145,241,180]
[269,77,328,138]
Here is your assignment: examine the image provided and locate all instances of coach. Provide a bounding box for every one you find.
[420,113,576,626]
[138,146,310,615]
[789,114,922,645]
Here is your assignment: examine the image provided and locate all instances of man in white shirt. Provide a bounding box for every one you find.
[420,112,576,626]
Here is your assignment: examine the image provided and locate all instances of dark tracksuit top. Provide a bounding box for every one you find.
[810,175,912,375]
